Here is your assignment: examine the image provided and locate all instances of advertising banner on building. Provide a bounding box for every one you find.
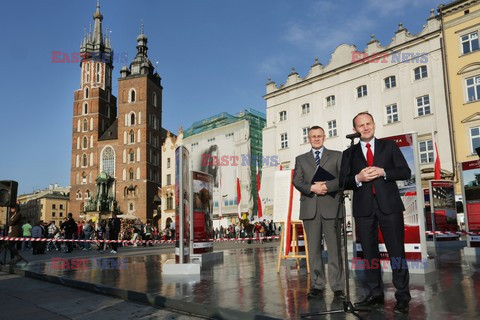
[355,133,427,263]
[460,160,480,247]
[175,146,190,263]
[192,171,214,254]
[429,180,459,240]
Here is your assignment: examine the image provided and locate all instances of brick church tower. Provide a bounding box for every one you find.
[70,1,117,216]
[69,2,163,223]
[115,25,163,220]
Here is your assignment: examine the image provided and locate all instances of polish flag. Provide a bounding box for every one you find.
[237,168,242,220]
[256,165,263,219]
[432,130,441,180]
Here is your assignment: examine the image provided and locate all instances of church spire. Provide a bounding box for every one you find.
[92,0,103,47]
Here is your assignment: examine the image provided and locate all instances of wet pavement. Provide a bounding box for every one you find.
[2,241,480,319]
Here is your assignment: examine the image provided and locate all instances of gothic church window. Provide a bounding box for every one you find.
[129,130,135,144]
[130,89,136,103]
[130,113,136,126]
[101,146,115,176]
[83,119,88,132]
[82,153,88,167]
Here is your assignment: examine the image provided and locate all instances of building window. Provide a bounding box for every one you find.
[52,212,56,217]
[86,63,90,82]
[83,103,88,115]
[167,196,173,210]
[59,212,63,217]
[416,95,431,116]
[85,87,89,99]
[83,119,88,132]
[76,191,82,200]
[414,66,428,80]
[130,113,136,126]
[280,133,288,149]
[326,95,335,107]
[130,89,136,103]
[82,154,88,167]
[82,136,88,149]
[327,120,337,137]
[386,104,399,124]
[52,204,56,210]
[101,146,115,176]
[357,85,367,98]
[301,103,310,114]
[461,32,479,54]
[384,76,396,89]
[60,204,64,209]
[167,174,171,185]
[85,190,90,199]
[129,169,134,180]
[302,127,309,144]
[129,203,134,211]
[96,63,100,82]
[419,140,434,164]
[82,172,87,184]
[167,158,171,168]
[207,137,215,142]
[129,130,135,144]
[470,127,480,154]
[225,132,234,138]
[466,75,480,102]
[153,92,157,107]
[129,149,135,162]
[279,111,287,121]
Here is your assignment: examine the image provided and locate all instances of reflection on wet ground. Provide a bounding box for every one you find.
[17,244,480,319]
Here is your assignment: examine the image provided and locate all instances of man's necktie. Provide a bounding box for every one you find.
[366,143,374,166]
[315,151,321,167]
[366,143,375,194]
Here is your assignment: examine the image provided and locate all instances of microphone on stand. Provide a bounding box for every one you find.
[346,132,361,140]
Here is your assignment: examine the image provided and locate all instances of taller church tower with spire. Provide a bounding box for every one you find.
[69,2,165,223]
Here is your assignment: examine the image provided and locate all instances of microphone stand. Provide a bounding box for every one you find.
[300,136,370,319]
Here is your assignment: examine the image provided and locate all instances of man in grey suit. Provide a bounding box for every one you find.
[293,126,345,300]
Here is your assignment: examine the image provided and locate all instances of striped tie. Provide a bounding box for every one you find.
[315,151,321,166]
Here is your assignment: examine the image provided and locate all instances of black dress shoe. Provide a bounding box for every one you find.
[393,300,409,314]
[354,294,384,308]
[334,290,346,300]
[307,288,324,299]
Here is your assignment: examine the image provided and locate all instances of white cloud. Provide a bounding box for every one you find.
[258,54,289,78]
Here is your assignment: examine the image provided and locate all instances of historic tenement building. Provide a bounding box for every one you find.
[69,2,166,222]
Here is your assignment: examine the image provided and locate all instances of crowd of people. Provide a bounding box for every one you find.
[214,219,279,242]
[2,207,280,264]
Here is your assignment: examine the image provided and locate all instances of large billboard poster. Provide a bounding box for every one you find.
[460,160,480,247]
[355,133,426,262]
[429,180,458,239]
[192,171,214,254]
[188,126,253,222]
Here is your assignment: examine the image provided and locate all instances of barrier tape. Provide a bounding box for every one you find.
[425,231,480,235]
[0,235,281,244]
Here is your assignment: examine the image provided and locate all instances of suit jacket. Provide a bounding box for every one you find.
[340,138,411,217]
[293,148,343,220]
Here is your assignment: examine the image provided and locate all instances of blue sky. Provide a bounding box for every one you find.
[0,0,443,194]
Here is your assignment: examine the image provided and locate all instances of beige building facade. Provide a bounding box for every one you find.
[262,10,454,213]
[439,0,480,194]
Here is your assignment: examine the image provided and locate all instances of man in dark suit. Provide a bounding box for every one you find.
[340,112,411,314]
[293,126,345,300]
[109,212,121,253]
